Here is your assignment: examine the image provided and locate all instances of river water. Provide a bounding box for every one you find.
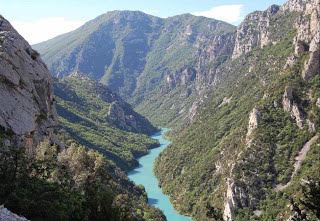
[128,128,192,221]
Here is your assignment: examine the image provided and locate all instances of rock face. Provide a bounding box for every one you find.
[246,108,261,141]
[316,97,320,109]
[293,0,320,80]
[302,32,320,80]
[223,179,236,221]
[280,0,304,13]
[232,4,280,59]
[284,55,298,69]
[282,86,305,128]
[0,205,28,221]
[0,15,58,152]
[232,0,315,60]
[106,100,153,134]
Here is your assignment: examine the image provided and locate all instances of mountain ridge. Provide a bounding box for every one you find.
[33,11,236,128]
[26,0,320,220]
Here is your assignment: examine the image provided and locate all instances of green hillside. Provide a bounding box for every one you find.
[154,2,320,220]
[54,71,159,170]
[33,11,236,127]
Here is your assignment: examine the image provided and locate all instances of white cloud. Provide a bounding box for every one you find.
[11,17,85,44]
[192,5,243,23]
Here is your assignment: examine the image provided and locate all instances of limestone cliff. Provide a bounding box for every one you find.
[298,0,320,80]
[0,15,58,152]
[232,4,281,59]
[232,0,308,59]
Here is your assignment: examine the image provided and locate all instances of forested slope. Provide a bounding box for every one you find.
[155,1,320,220]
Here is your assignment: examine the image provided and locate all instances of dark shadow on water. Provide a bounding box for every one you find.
[128,164,143,175]
[151,129,167,138]
[148,198,159,205]
[128,169,141,175]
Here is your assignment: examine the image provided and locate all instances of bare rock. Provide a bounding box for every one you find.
[283,86,293,112]
[0,205,29,221]
[218,97,232,108]
[280,0,304,13]
[302,33,320,80]
[282,86,306,128]
[165,67,196,89]
[291,104,305,128]
[294,39,306,55]
[223,179,236,221]
[307,119,316,132]
[188,100,201,121]
[0,15,58,151]
[107,101,134,131]
[316,97,320,109]
[246,108,261,142]
[284,55,298,69]
[223,177,251,221]
[106,99,156,135]
[302,50,320,80]
[232,4,282,59]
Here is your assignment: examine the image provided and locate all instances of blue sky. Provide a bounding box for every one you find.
[0,0,287,44]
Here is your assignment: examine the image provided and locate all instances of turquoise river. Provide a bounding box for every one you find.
[128,128,192,221]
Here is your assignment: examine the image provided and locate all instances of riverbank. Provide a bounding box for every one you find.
[128,128,192,221]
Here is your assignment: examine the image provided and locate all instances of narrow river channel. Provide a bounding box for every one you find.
[128,128,192,221]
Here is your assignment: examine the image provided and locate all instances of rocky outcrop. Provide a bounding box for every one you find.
[223,108,263,221]
[165,67,196,89]
[283,86,294,112]
[282,86,305,128]
[316,97,320,109]
[294,39,306,55]
[302,32,320,80]
[0,15,58,152]
[223,173,254,221]
[284,55,298,69]
[246,108,261,141]
[223,179,236,221]
[232,0,318,60]
[0,205,28,221]
[232,5,280,59]
[106,97,157,135]
[290,0,320,80]
[107,101,138,133]
[280,0,304,13]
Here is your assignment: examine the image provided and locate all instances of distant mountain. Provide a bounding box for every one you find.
[33,11,236,127]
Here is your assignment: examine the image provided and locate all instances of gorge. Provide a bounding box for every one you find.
[0,0,319,220]
[128,129,192,221]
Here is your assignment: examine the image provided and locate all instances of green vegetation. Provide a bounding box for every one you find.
[54,75,159,170]
[31,5,319,221]
[154,10,319,221]
[0,141,166,221]
[33,11,236,127]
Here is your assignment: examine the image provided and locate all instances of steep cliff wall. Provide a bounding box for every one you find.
[0,15,58,152]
